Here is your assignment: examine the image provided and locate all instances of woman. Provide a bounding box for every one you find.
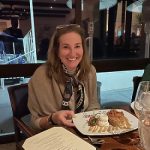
[28,24,100,131]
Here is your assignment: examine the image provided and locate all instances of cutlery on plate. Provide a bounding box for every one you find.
[87,136,105,145]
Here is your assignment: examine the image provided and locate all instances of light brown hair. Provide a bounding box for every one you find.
[46,24,91,83]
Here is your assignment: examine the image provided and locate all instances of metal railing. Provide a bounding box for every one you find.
[23,29,37,63]
[0,29,37,89]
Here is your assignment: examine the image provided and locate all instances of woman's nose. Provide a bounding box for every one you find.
[69,48,75,56]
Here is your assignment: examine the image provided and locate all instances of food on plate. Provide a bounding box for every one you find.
[107,109,131,129]
[89,124,120,133]
[88,113,110,133]
[88,113,109,127]
[87,109,131,133]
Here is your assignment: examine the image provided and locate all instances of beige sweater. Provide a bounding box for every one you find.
[28,64,100,130]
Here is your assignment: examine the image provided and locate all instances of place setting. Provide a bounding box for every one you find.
[73,109,138,136]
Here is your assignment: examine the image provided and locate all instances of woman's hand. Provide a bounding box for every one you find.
[52,110,75,127]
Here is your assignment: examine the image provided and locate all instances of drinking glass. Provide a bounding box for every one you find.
[134,81,150,150]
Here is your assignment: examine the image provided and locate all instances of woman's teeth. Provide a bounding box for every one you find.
[68,58,76,61]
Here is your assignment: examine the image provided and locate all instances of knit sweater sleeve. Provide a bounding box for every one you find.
[27,64,62,131]
[86,65,101,111]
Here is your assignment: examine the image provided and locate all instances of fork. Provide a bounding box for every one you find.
[87,136,105,145]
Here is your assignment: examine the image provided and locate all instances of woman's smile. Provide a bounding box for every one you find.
[58,32,83,71]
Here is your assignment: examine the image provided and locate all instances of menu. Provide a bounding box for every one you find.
[23,127,96,150]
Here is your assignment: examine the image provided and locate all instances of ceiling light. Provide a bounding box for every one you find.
[99,0,117,10]
[126,0,144,13]
[66,0,117,10]
[66,0,72,9]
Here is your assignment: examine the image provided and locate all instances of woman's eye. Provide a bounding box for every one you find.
[63,45,68,49]
[75,45,81,48]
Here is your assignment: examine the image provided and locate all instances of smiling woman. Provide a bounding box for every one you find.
[27,24,100,132]
[58,31,83,71]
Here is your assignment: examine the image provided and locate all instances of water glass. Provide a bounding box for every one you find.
[137,111,150,149]
[134,81,150,150]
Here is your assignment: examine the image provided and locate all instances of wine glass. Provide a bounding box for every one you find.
[134,81,150,150]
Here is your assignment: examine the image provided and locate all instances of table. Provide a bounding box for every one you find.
[22,104,140,150]
[67,105,140,150]
[82,130,139,150]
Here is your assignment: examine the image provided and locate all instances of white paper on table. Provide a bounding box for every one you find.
[22,127,96,150]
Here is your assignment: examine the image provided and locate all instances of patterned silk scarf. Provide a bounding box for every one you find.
[61,65,84,113]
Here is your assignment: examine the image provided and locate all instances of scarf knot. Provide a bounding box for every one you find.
[61,64,84,113]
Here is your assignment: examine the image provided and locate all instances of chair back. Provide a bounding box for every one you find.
[8,83,30,119]
[131,76,142,102]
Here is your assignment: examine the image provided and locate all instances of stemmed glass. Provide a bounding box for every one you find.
[134,81,150,150]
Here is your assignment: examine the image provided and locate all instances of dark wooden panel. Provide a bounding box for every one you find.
[0,58,150,78]
[0,133,15,144]
[0,63,41,78]
[93,58,150,72]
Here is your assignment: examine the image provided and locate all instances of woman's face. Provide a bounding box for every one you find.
[58,32,83,71]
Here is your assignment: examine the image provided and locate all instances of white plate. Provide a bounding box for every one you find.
[73,109,138,136]
[130,101,135,110]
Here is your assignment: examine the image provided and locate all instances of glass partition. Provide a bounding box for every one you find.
[81,0,145,60]
[33,0,74,62]
[0,0,33,64]
[0,0,75,64]
[96,69,144,107]
[0,0,148,62]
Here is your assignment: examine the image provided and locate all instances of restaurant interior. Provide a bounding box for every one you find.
[0,0,150,149]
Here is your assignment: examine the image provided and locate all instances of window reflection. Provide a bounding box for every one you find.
[81,0,145,60]
[0,0,148,62]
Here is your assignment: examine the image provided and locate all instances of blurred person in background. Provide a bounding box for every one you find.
[3,17,23,54]
[4,17,23,38]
